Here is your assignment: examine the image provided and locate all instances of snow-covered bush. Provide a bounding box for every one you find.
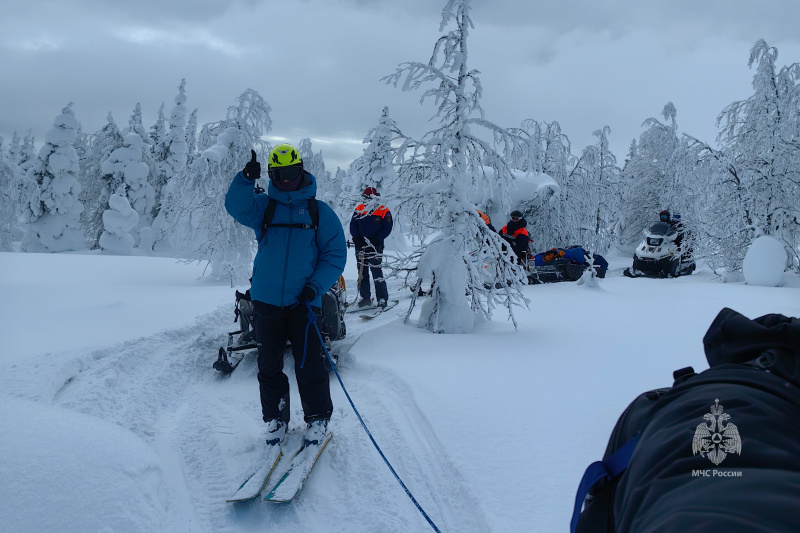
[743,236,787,286]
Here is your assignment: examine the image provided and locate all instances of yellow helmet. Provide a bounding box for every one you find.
[268,144,302,168]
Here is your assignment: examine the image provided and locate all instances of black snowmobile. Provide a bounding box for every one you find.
[623,221,695,278]
[527,245,608,284]
[213,276,347,373]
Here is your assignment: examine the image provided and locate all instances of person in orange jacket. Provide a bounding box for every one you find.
[349,187,393,308]
[499,210,530,264]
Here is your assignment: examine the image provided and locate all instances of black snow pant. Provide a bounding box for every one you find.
[252,301,333,425]
[357,245,388,302]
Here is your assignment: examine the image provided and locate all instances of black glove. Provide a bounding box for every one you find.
[299,285,316,303]
[243,149,261,180]
[352,236,366,249]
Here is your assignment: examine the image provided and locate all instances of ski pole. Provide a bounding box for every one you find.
[304,302,442,533]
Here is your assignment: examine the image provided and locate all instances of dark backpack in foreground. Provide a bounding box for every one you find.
[572,307,800,533]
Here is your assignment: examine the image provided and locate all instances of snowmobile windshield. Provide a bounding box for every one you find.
[648,221,676,237]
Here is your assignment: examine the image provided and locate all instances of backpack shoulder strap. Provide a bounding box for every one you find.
[259,197,320,242]
[259,198,278,242]
[307,197,319,228]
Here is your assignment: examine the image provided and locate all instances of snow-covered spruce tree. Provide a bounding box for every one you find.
[0,157,16,250]
[349,106,405,200]
[152,79,189,219]
[298,138,332,202]
[80,113,124,248]
[6,131,21,167]
[100,131,155,248]
[99,185,139,255]
[157,88,271,282]
[149,103,167,151]
[20,104,85,252]
[616,103,681,251]
[714,39,800,270]
[383,0,526,333]
[18,132,36,176]
[185,108,198,165]
[126,102,159,187]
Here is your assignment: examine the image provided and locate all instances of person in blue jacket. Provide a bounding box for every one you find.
[225,144,346,447]
[349,187,393,308]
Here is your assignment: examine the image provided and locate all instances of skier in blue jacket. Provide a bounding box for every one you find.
[225,144,346,447]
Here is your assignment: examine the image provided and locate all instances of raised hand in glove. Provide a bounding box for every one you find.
[299,285,316,303]
[243,149,261,180]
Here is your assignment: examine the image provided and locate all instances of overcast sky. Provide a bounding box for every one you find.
[2,0,800,171]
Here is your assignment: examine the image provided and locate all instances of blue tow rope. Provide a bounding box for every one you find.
[304,301,442,533]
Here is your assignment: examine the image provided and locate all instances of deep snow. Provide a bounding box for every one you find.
[1,250,798,532]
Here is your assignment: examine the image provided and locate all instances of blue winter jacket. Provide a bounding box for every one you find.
[225,171,347,308]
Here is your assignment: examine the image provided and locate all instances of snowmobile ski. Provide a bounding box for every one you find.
[360,300,399,320]
[263,432,333,503]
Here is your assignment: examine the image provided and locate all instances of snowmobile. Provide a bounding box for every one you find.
[527,246,608,284]
[623,222,695,278]
[213,276,347,373]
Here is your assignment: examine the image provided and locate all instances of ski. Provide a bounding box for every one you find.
[263,432,333,503]
[226,432,301,502]
[345,302,375,314]
[360,300,399,320]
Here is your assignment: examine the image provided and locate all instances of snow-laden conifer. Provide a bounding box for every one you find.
[100,132,155,249]
[298,138,332,202]
[6,131,21,168]
[20,104,85,252]
[157,89,271,283]
[150,103,167,151]
[98,186,139,255]
[383,0,526,333]
[0,157,16,250]
[185,108,198,165]
[80,114,124,248]
[152,80,189,218]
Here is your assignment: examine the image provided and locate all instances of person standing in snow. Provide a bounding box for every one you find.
[225,145,346,447]
[499,210,530,265]
[349,186,393,309]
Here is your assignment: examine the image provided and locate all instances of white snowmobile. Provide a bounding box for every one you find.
[623,221,696,278]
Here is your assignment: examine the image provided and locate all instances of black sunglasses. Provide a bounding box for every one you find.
[268,165,303,183]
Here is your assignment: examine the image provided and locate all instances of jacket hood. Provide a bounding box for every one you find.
[267,171,317,204]
[703,307,800,384]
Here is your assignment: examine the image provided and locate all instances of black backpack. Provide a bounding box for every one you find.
[572,308,800,533]
[570,368,694,533]
[259,197,319,242]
